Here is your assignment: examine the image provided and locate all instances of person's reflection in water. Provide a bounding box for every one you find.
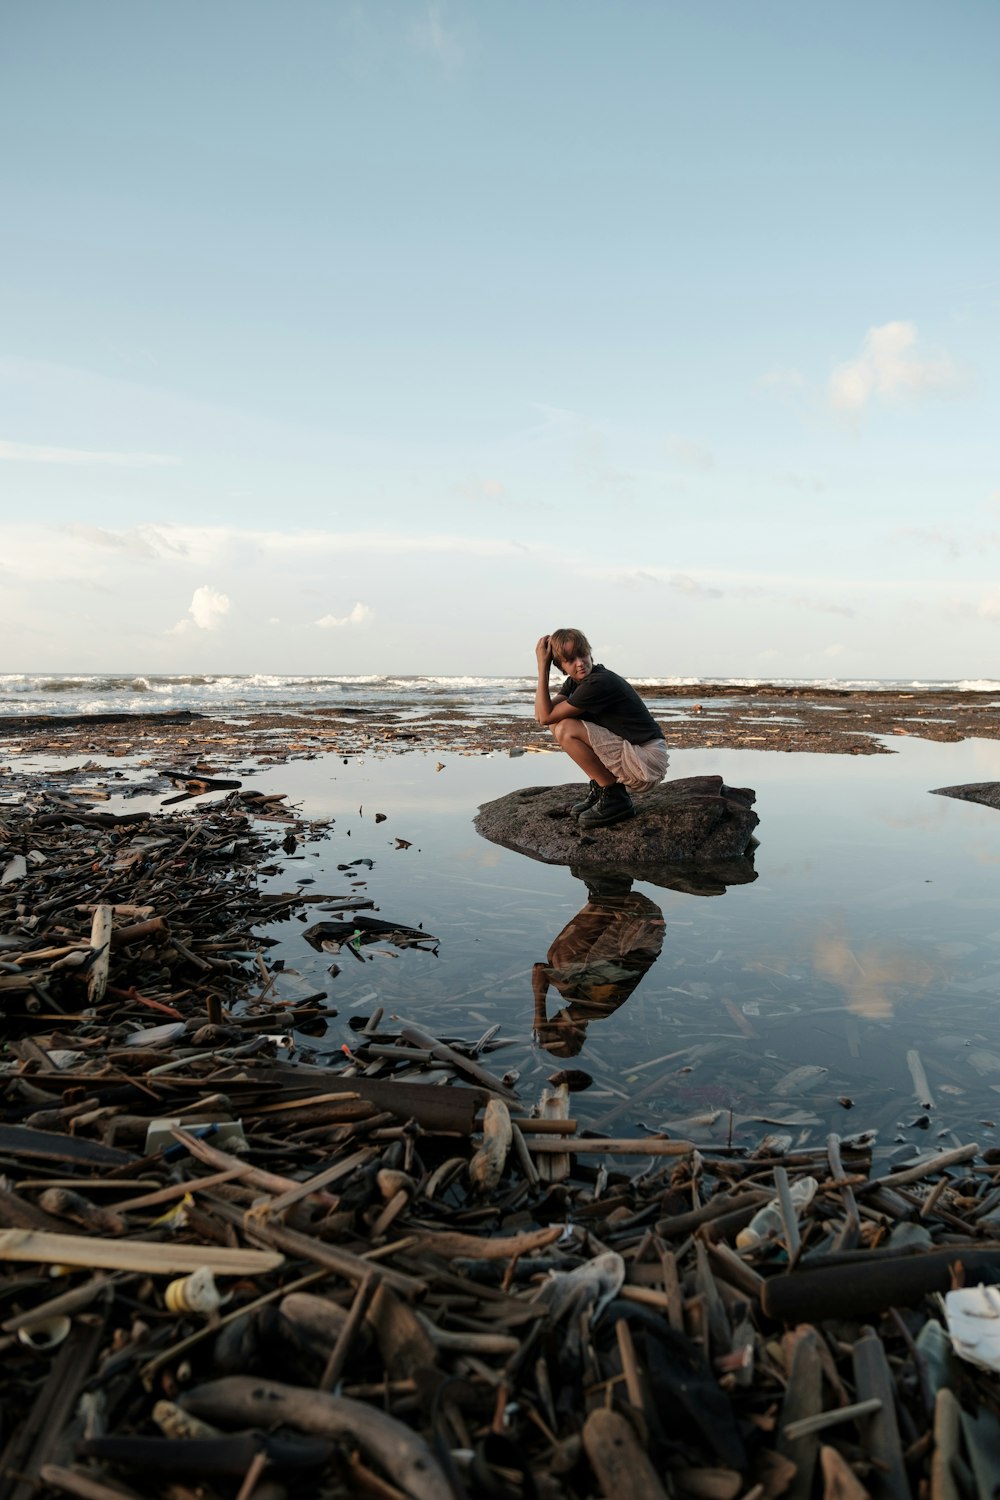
[532,871,665,1058]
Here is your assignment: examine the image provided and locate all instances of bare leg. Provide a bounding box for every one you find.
[551,720,616,785]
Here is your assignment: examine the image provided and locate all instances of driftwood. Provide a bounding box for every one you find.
[0,1230,283,1276]
[762,1245,1000,1323]
[179,1376,452,1500]
[3,748,1000,1500]
[583,1409,669,1499]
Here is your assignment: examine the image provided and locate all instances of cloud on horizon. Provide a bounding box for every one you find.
[315,602,374,628]
[170,585,231,634]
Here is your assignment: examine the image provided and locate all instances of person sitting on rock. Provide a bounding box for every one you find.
[534,628,669,828]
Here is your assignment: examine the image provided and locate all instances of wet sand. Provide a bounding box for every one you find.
[2,682,1000,762]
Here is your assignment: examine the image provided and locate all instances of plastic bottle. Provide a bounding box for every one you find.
[164,1266,222,1316]
[735,1176,818,1249]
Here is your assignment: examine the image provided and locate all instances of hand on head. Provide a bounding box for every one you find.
[535,634,554,667]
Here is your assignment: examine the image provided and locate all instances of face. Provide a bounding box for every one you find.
[558,648,593,681]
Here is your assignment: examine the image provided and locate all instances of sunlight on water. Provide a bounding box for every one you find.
[196,736,1000,1152]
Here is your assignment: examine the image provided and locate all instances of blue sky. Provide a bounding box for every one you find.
[2,1,997,678]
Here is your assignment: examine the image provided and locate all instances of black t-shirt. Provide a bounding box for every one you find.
[560,665,664,745]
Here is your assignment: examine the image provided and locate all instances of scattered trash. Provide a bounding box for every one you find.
[2,734,1000,1498]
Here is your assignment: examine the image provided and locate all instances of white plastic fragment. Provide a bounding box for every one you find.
[1,855,27,886]
[537,1250,625,1322]
[944,1284,1000,1372]
[736,1176,818,1249]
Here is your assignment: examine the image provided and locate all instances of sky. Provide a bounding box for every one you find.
[1,1,998,680]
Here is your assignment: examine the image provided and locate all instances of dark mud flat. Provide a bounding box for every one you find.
[2,759,1000,1498]
[3,684,1000,762]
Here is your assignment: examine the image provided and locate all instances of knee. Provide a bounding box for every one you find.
[551,719,573,745]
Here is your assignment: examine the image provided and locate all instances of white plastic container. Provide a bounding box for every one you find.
[736,1176,818,1249]
[163,1267,222,1316]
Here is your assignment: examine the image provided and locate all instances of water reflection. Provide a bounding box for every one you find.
[812,924,938,1020]
[532,872,666,1058]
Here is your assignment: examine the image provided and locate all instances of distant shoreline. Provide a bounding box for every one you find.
[2,681,1000,758]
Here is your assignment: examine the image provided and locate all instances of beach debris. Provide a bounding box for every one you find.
[5,751,1000,1498]
[944,1284,1000,1372]
[303,916,437,954]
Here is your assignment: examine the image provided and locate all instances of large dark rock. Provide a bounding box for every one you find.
[931,782,1000,811]
[475,776,759,894]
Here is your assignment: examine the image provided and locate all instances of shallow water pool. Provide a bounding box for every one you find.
[237,737,1000,1155]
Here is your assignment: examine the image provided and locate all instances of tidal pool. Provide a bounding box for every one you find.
[246,736,1000,1156]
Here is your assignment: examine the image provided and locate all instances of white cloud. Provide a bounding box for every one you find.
[458,478,507,501]
[63,523,171,559]
[829,322,958,411]
[170,585,231,634]
[664,433,714,471]
[891,526,962,559]
[0,438,176,466]
[315,602,374,629]
[668,572,723,599]
[978,590,1000,621]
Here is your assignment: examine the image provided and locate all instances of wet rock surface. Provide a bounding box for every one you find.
[475,775,759,887]
[931,781,1000,810]
[3,682,1000,760]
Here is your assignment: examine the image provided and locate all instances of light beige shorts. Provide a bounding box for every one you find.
[582,722,669,792]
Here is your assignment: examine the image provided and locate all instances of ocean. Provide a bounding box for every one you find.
[3,671,1000,719]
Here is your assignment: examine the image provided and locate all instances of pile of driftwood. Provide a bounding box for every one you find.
[3,779,1000,1499]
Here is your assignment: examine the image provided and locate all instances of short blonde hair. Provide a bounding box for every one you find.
[550,628,592,668]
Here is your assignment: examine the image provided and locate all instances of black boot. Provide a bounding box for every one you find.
[571,779,602,817]
[579,783,635,828]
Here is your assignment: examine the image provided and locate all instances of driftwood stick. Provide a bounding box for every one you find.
[0,1228,282,1276]
[777,1326,823,1500]
[39,1466,143,1500]
[773,1167,801,1257]
[858,1144,979,1195]
[657,1185,771,1239]
[88,905,112,1004]
[819,1446,874,1500]
[179,1376,452,1500]
[852,1329,910,1500]
[404,1224,564,1261]
[397,1023,519,1102]
[319,1273,376,1393]
[784,1397,883,1441]
[615,1317,646,1413]
[762,1246,1000,1324]
[207,1200,426,1296]
[931,1388,963,1500]
[537,1084,571,1184]
[582,1408,669,1499]
[511,1122,540,1187]
[110,917,170,948]
[529,1137,695,1157]
[166,1128,345,1205]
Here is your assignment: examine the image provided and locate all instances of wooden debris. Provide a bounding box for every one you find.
[2,755,999,1500]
